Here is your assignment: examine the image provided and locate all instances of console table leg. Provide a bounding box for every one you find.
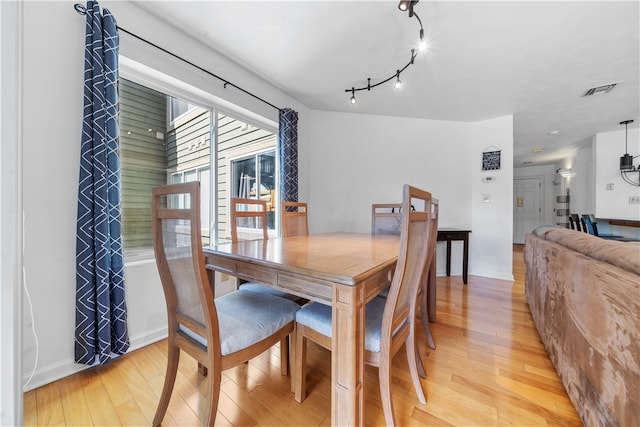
[462,235,468,284]
[446,240,452,276]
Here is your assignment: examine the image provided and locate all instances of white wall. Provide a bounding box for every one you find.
[20,0,310,391]
[594,127,640,220]
[307,111,514,281]
[470,116,514,280]
[568,145,595,215]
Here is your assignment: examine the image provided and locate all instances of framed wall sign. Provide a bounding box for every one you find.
[482,148,501,171]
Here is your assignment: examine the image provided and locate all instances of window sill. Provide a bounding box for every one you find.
[124,249,156,266]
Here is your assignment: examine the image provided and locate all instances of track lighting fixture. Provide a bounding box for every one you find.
[398,1,419,16]
[346,0,426,104]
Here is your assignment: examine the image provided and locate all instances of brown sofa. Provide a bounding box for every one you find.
[524,227,640,427]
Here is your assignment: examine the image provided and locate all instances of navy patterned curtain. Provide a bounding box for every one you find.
[75,0,129,365]
[279,108,299,202]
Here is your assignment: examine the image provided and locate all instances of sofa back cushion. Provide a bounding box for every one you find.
[541,228,640,275]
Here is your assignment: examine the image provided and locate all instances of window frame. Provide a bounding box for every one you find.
[119,56,280,258]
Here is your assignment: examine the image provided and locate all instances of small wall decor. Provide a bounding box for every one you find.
[482,146,501,171]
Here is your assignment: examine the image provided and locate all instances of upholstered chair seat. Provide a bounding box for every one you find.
[179,288,300,355]
[237,282,301,301]
[296,297,387,352]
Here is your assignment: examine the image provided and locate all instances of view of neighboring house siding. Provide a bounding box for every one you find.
[119,79,167,250]
[166,109,211,171]
[216,113,276,240]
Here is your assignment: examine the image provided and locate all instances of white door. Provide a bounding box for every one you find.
[513,177,543,244]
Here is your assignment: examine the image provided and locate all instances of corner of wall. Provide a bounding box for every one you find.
[594,128,640,220]
[470,115,514,280]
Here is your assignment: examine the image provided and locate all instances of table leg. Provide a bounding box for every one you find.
[462,234,469,284]
[332,285,365,427]
[446,239,452,276]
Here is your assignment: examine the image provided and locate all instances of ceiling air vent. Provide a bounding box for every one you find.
[582,81,622,97]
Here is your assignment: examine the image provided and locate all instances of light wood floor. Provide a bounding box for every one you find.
[24,246,582,426]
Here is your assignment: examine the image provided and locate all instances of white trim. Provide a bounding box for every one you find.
[124,256,156,267]
[22,327,168,393]
[119,56,278,134]
[1,1,24,424]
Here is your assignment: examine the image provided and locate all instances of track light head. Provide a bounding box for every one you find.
[418,28,427,51]
[398,0,419,16]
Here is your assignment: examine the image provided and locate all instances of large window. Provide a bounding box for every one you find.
[118,78,277,254]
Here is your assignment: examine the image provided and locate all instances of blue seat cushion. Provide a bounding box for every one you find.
[239,282,302,302]
[296,297,387,352]
[179,288,299,355]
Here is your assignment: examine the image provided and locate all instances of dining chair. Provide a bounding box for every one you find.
[230,197,269,242]
[294,185,432,426]
[282,201,309,237]
[579,215,589,233]
[372,201,436,351]
[152,182,300,426]
[229,197,302,301]
[371,203,403,235]
[584,214,597,235]
[570,213,583,232]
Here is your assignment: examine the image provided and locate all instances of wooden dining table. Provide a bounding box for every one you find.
[203,232,401,426]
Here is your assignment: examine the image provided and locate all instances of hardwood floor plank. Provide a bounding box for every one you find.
[24,246,582,426]
[34,382,65,426]
[57,375,94,426]
[23,388,38,426]
[243,360,324,426]
[498,366,568,397]
[216,387,259,426]
[98,362,134,408]
[114,399,150,427]
[129,340,164,382]
[411,405,455,427]
[114,350,166,424]
[495,402,550,426]
[80,371,121,426]
[221,375,293,426]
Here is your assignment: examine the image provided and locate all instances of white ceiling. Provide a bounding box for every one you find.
[132,1,640,166]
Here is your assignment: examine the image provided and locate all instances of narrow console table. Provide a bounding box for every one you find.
[437,228,471,284]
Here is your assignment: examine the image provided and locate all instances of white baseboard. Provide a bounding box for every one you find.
[22,326,168,393]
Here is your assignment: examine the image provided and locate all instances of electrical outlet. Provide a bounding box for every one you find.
[606,183,614,191]
[629,196,640,204]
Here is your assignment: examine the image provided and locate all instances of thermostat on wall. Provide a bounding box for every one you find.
[482,176,496,183]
